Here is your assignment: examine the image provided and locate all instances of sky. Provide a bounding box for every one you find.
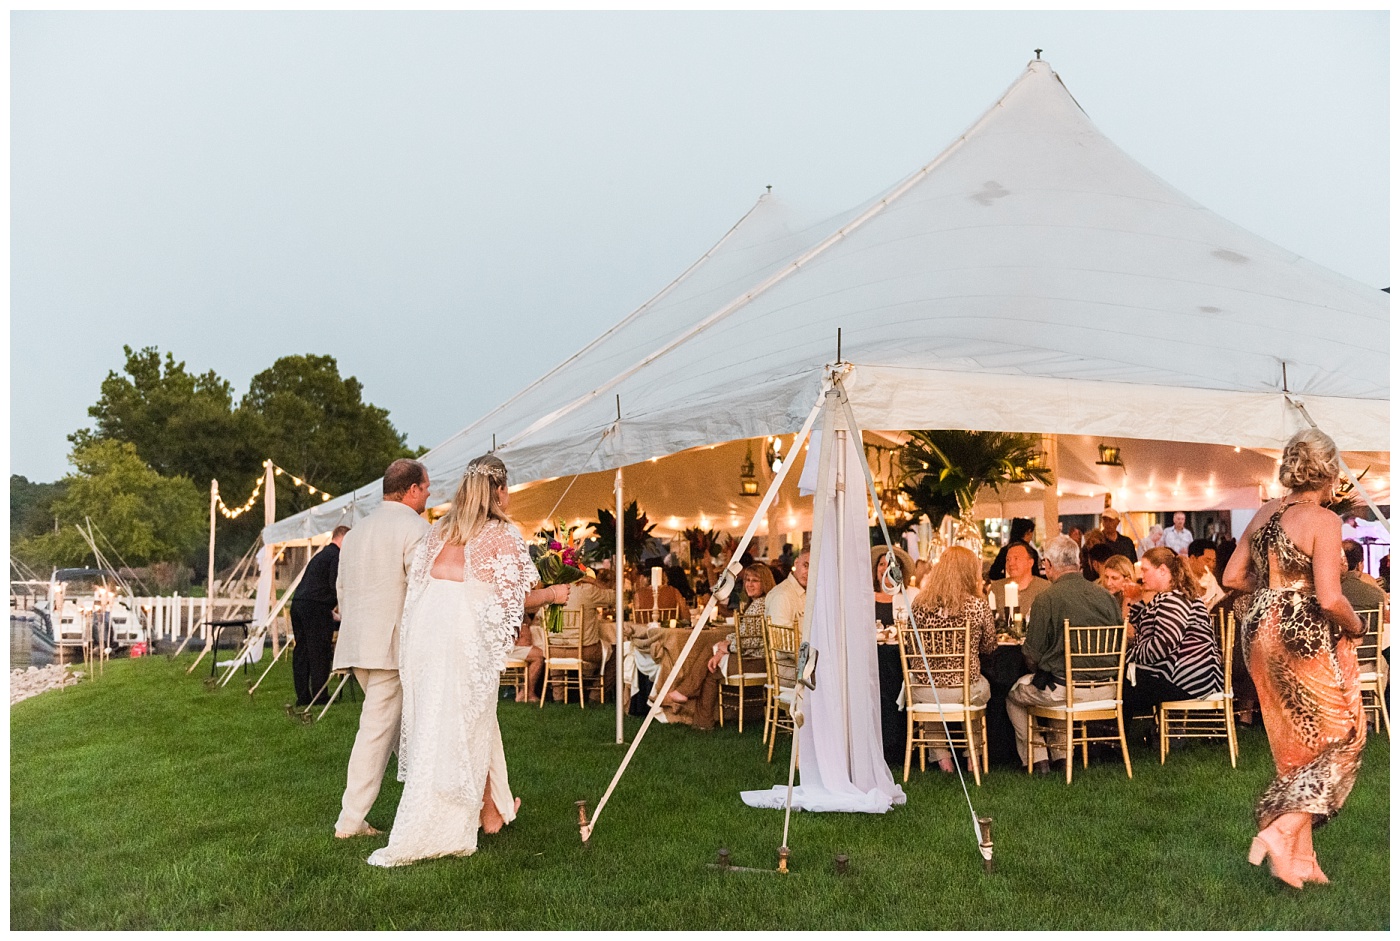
[10,10,1390,484]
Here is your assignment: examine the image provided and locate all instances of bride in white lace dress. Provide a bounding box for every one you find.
[367,455,561,868]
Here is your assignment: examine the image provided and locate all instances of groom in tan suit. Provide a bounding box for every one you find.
[332,459,431,838]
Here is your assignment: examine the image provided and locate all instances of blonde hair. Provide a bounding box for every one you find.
[914,546,981,612]
[1096,554,1135,588]
[438,454,512,546]
[1279,428,1341,492]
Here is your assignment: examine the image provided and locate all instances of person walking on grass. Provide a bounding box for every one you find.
[331,459,431,839]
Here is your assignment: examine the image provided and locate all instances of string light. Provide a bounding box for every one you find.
[215,462,336,520]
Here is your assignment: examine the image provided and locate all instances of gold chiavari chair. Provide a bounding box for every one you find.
[1157,610,1238,767]
[763,620,800,761]
[719,613,768,733]
[897,618,988,785]
[1353,606,1389,736]
[1026,620,1132,784]
[541,609,599,708]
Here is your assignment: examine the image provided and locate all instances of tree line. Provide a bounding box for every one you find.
[12,346,420,581]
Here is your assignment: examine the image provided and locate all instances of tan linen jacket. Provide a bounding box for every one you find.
[332,501,430,672]
[765,574,806,628]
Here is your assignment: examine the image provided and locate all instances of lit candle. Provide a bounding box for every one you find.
[651,566,662,591]
[987,589,996,611]
[1004,581,1019,611]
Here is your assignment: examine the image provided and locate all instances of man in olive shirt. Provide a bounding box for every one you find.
[1341,540,1387,619]
[1006,535,1123,773]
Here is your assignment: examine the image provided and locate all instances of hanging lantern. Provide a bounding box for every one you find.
[739,443,759,497]
[1096,444,1124,467]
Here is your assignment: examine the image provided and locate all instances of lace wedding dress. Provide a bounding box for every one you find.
[367,519,538,867]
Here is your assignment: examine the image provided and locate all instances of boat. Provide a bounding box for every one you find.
[29,569,147,656]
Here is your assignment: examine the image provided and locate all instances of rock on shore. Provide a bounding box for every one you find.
[10,664,83,705]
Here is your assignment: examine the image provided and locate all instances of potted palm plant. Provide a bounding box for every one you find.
[898,431,1054,541]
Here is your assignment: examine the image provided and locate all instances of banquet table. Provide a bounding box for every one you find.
[654,625,730,726]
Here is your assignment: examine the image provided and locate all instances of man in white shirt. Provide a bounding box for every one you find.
[1162,511,1193,556]
[332,459,431,839]
[764,551,809,627]
[1185,539,1226,611]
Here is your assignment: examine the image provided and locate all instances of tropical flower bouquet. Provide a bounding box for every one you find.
[531,520,598,633]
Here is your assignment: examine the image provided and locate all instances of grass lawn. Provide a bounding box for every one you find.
[10,654,1390,930]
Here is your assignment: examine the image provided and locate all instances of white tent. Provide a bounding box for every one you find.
[264,57,1387,549]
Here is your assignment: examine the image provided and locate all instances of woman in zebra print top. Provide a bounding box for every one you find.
[1123,547,1224,717]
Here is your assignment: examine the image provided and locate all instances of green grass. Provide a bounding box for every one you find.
[11,655,1390,930]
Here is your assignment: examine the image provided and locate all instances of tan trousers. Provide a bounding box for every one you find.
[910,675,991,761]
[335,667,402,834]
[1005,674,1115,765]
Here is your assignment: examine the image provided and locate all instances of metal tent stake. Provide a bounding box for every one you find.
[978,816,995,873]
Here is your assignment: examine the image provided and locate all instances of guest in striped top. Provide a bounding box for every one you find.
[1123,547,1223,718]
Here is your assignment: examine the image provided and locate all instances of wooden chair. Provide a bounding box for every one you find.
[1026,620,1132,783]
[500,655,528,701]
[718,613,768,733]
[629,606,679,626]
[897,619,988,785]
[540,609,599,708]
[1353,606,1389,736]
[1158,610,1238,767]
[763,621,800,761]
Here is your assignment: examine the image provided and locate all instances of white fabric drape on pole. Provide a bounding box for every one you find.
[742,397,905,814]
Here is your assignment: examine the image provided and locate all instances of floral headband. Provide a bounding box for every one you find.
[465,462,507,484]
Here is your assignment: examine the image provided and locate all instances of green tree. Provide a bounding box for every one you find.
[13,441,206,570]
[10,475,69,545]
[71,345,261,487]
[241,355,415,517]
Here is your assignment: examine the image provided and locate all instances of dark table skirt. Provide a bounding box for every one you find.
[876,643,1027,770]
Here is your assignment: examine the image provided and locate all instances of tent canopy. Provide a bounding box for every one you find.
[266,58,1388,546]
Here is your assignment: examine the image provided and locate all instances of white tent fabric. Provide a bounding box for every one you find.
[742,420,905,813]
[265,58,1387,547]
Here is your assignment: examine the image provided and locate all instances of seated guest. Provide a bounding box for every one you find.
[706,564,775,677]
[1096,554,1141,621]
[664,564,696,606]
[507,620,545,703]
[536,576,614,701]
[1084,542,1116,580]
[1122,547,1223,718]
[1006,536,1123,774]
[872,546,915,625]
[1138,523,1165,557]
[1380,554,1391,594]
[1341,539,1387,617]
[1080,528,1106,578]
[764,550,809,629]
[631,570,691,623]
[989,542,1049,616]
[906,546,997,772]
[911,558,932,589]
[1186,539,1226,611]
[987,518,1040,581]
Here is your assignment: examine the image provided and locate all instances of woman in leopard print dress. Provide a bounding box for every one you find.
[1223,429,1366,889]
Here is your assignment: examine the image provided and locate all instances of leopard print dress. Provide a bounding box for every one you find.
[1241,504,1365,829]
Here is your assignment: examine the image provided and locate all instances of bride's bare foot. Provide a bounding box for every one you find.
[665,689,689,704]
[482,796,520,835]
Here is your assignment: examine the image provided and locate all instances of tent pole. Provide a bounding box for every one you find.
[615,466,625,745]
[263,461,279,656]
[207,478,218,642]
[834,425,853,781]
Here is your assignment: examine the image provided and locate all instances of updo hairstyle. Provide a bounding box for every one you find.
[1278,429,1340,492]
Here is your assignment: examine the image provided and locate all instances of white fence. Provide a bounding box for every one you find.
[130,596,285,642]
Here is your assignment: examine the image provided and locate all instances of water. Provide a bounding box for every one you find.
[10,616,54,670]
